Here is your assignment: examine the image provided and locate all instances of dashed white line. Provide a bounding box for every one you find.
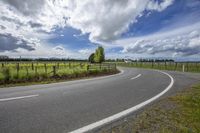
[69,70,174,133]
[131,74,142,80]
[0,94,39,102]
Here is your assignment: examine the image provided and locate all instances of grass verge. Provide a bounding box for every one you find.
[0,69,119,88]
[102,83,200,133]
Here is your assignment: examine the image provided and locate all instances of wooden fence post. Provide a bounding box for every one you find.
[151,61,154,68]
[26,67,29,77]
[182,64,185,72]
[87,64,89,71]
[35,66,38,76]
[53,66,56,76]
[32,63,34,70]
[174,62,177,71]
[44,64,47,74]
[16,63,20,78]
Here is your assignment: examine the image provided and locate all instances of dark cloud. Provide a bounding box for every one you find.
[0,25,6,30]
[2,0,45,16]
[28,21,43,28]
[0,33,35,52]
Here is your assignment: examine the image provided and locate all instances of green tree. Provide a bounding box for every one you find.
[88,53,95,63]
[94,46,105,63]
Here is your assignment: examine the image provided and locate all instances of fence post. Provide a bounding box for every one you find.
[26,66,29,77]
[165,61,167,70]
[16,63,20,78]
[53,66,56,76]
[2,63,4,68]
[35,66,38,76]
[87,64,89,71]
[32,63,34,70]
[44,64,47,75]
[182,64,185,72]
[174,62,177,71]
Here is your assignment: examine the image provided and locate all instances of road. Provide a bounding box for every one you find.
[0,67,200,133]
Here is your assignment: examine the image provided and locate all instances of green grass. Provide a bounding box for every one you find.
[116,62,200,73]
[0,62,117,86]
[103,84,200,133]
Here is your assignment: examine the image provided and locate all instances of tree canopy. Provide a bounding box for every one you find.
[88,46,105,63]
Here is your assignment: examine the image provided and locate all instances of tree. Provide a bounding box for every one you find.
[94,46,105,63]
[88,53,95,63]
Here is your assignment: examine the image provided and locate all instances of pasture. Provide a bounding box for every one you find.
[0,61,117,85]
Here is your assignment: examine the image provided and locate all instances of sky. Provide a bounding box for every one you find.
[0,0,200,60]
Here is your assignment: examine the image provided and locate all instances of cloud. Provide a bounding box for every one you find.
[66,0,174,42]
[78,48,94,55]
[0,33,35,52]
[147,0,174,12]
[0,0,174,44]
[120,23,200,57]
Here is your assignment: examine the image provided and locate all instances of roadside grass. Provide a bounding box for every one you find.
[0,69,119,88]
[0,62,118,87]
[102,84,200,133]
[116,62,200,73]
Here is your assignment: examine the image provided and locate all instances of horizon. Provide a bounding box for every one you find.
[0,0,200,61]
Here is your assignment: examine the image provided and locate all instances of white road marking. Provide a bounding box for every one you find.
[0,94,39,102]
[131,74,142,80]
[69,70,174,133]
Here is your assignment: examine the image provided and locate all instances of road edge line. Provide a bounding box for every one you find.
[69,70,174,133]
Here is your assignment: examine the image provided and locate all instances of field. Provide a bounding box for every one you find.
[117,61,200,73]
[0,62,117,86]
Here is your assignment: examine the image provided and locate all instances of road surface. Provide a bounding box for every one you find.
[0,67,200,133]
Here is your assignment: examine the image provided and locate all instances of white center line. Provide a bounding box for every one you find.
[131,74,142,80]
[0,94,39,102]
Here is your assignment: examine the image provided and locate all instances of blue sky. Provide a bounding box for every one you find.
[0,0,200,60]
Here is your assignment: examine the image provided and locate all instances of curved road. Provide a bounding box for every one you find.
[0,67,200,133]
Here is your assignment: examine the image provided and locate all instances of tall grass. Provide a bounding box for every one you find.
[0,62,117,85]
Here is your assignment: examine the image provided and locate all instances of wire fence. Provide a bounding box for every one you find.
[0,62,117,84]
[117,62,200,73]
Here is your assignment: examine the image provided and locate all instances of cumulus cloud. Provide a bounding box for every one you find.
[0,33,35,52]
[120,23,200,57]
[0,0,176,58]
[0,0,174,44]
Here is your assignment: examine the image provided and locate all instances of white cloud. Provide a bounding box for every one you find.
[147,0,174,12]
[119,22,200,57]
[78,48,94,55]
[0,0,174,48]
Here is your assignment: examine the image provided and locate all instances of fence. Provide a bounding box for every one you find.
[117,62,200,73]
[0,62,117,83]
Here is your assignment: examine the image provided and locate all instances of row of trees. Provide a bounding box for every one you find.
[89,46,105,63]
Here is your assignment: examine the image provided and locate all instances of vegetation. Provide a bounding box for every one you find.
[0,62,117,86]
[89,46,105,63]
[103,84,200,133]
[89,53,95,63]
[117,61,200,73]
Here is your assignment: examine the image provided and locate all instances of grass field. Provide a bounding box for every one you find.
[0,62,117,86]
[117,62,200,73]
[103,83,200,133]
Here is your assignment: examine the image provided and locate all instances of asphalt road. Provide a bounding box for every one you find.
[0,67,200,133]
